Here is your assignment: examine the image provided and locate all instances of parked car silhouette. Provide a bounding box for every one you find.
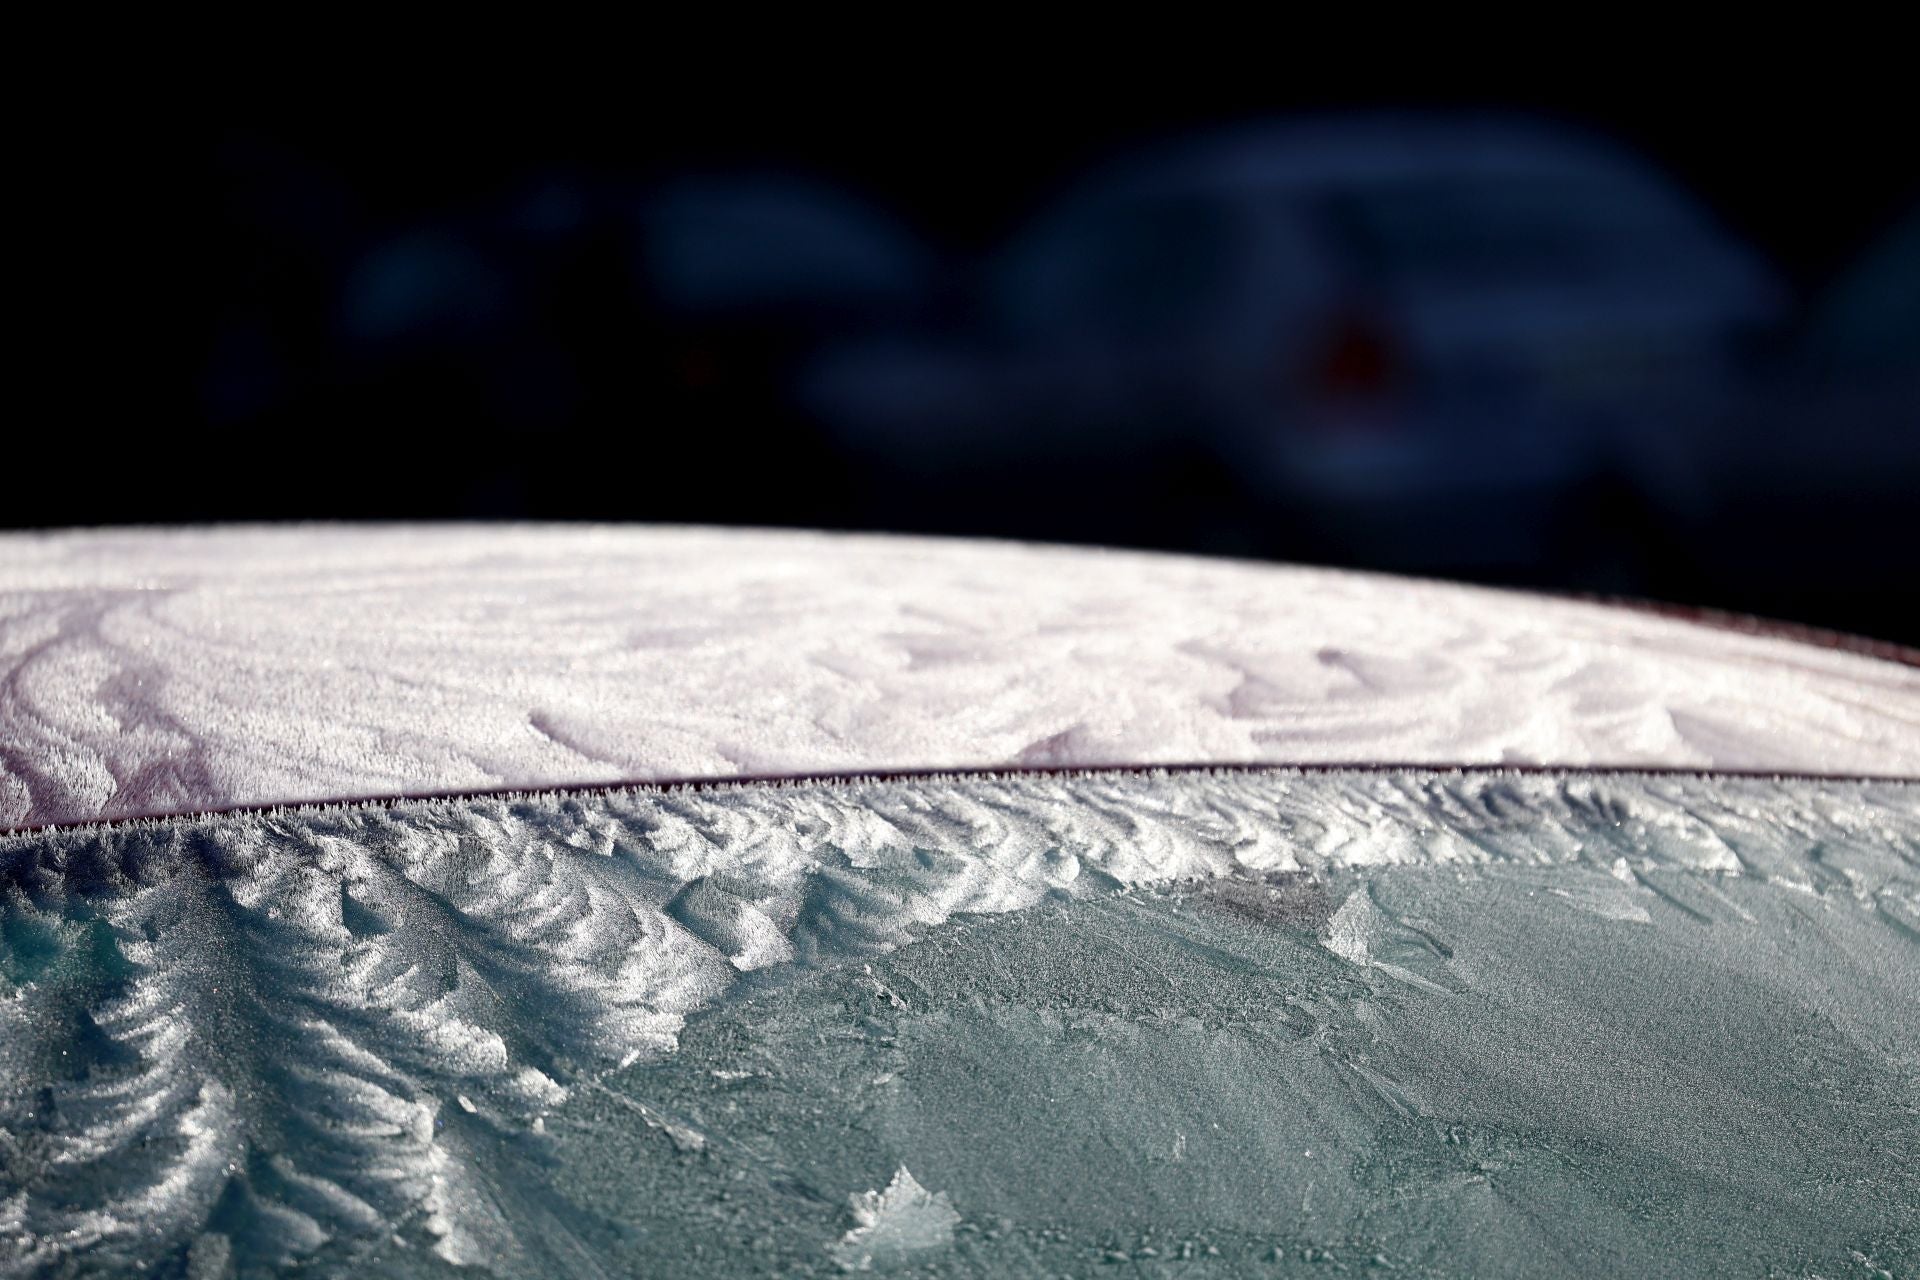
[803,114,1787,574]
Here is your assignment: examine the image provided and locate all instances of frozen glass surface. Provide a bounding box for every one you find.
[2,770,1915,1276]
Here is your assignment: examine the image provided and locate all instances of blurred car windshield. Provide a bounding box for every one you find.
[991,196,1236,341]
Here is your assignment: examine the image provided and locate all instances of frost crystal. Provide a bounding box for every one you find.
[832,1167,961,1271]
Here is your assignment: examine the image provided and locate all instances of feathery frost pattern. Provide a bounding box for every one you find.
[1,769,1916,1274]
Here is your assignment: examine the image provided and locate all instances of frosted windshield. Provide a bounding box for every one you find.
[2,769,1915,1276]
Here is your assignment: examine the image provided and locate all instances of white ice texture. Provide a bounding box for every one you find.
[4,525,1917,829]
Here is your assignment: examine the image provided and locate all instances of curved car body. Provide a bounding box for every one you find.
[1,527,1915,1278]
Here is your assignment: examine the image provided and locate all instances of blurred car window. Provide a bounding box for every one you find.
[991,197,1238,343]
[639,177,935,319]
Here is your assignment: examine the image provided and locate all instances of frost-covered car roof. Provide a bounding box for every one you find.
[4,524,1916,830]
[2,527,1916,1278]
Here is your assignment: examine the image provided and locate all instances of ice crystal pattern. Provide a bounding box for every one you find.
[0,769,1915,1274]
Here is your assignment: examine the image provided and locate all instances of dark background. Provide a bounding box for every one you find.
[33,74,1919,644]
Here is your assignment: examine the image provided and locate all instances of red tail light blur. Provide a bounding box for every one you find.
[1309,312,1400,402]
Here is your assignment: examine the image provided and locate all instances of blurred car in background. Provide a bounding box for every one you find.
[801,114,1787,577]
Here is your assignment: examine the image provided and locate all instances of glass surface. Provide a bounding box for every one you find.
[3,771,1915,1277]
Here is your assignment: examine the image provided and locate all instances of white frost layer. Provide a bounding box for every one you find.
[2,524,1917,829]
[2,769,1915,1274]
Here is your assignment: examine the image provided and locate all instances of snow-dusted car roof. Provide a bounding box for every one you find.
[4,524,1917,830]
